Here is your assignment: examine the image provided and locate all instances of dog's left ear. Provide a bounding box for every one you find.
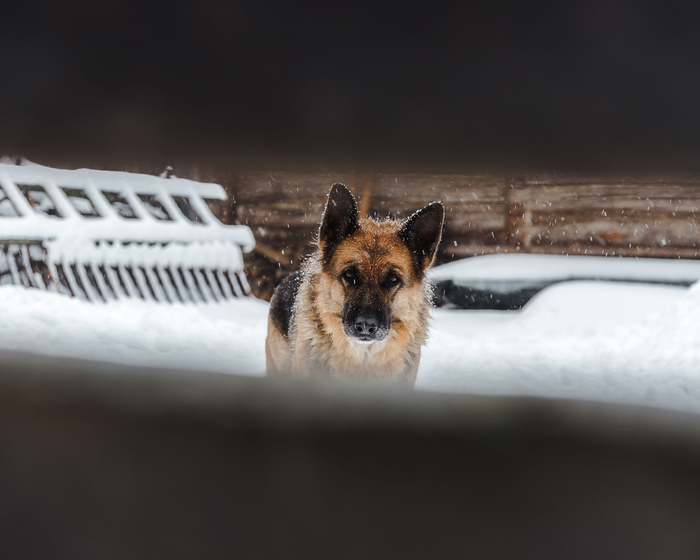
[399,202,444,276]
[319,183,359,265]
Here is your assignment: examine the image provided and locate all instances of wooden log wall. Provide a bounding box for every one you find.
[509,177,700,258]
[227,172,700,300]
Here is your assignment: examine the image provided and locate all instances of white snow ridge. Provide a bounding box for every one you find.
[1,275,700,413]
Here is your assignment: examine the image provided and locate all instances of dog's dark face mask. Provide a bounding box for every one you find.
[340,271,393,342]
[319,183,444,344]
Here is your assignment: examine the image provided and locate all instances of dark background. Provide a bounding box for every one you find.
[5,9,700,556]
[3,351,700,560]
[4,1,700,172]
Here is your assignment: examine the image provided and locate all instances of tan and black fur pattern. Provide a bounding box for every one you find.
[266,184,444,386]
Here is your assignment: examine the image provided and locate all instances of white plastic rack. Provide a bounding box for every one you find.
[0,160,255,303]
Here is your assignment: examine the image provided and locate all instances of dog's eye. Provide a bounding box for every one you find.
[386,273,401,287]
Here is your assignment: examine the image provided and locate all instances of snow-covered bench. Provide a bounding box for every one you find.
[0,160,255,303]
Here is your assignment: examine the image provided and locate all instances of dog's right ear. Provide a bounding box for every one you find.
[319,183,359,265]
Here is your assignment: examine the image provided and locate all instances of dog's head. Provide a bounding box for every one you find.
[318,183,444,343]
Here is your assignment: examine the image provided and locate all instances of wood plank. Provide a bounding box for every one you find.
[519,175,700,186]
[235,173,355,200]
[525,221,700,248]
[516,195,700,213]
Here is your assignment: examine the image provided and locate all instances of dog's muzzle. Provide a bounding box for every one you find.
[345,312,389,342]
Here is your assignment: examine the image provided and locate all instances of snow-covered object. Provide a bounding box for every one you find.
[430,253,700,292]
[0,160,254,303]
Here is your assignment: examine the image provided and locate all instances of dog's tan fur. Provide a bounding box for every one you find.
[266,184,443,386]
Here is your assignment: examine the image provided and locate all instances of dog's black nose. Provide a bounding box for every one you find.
[354,316,379,336]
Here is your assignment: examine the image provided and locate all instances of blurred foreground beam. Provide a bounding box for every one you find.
[1,351,700,559]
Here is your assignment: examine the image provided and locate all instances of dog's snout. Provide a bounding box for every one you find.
[344,304,389,342]
[354,315,379,336]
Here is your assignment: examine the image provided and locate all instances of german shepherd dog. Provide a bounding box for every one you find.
[266,184,444,386]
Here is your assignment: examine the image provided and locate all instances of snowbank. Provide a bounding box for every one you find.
[2,274,700,413]
[0,286,269,375]
[418,280,700,412]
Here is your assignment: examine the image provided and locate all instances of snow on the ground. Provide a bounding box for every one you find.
[417,280,700,412]
[0,286,269,375]
[2,273,700,413]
